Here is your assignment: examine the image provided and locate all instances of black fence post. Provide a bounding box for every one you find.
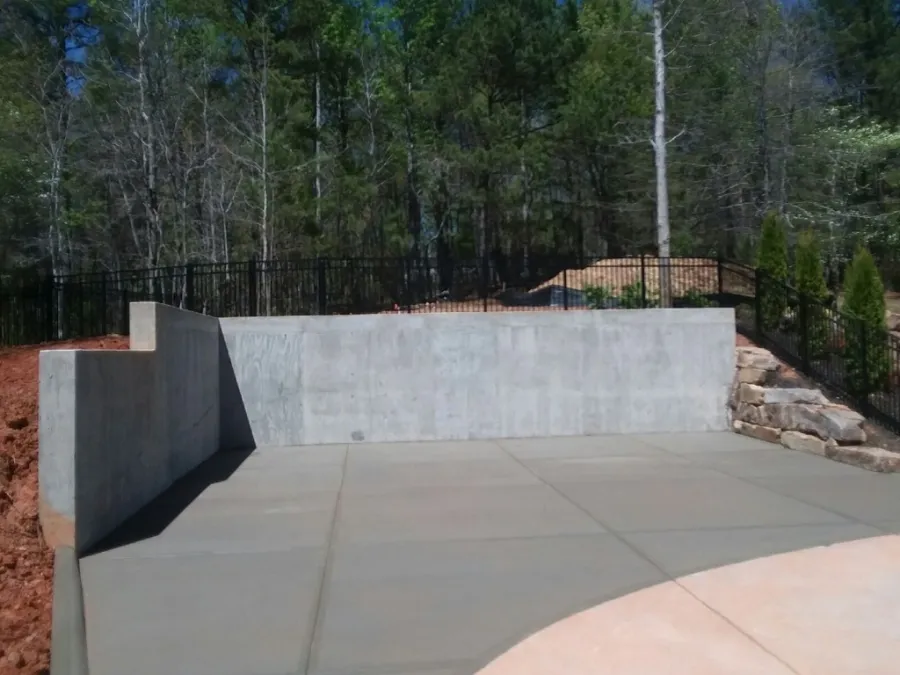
[402,256,411,312]
[44,272,55,342]
[425,256,434,304]
[153,271,164,304]
[316,257,328,315]
[717,256,724,299]
[120,285,130,335]
[799,293,810,372]
[859,319,871,416]
[481,250,489,312]
[185,263,195,312]
[563,267,569,310]
[100,271,108,336]
[248,257,258,316]
[78,276,86,338]
[640,255,647,308]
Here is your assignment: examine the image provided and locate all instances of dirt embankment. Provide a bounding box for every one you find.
[534,257,755,296]
[0,336,129,675]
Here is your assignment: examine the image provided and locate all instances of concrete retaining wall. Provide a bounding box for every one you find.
[39,303,219,553]
[219,309,736,447]
[39,306,735,550]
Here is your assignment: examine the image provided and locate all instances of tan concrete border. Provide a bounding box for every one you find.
[476,535,900,675]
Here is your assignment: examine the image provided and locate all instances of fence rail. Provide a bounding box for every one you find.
[732,267,900,435]
[0,255,750,347]
[4,254,900,433]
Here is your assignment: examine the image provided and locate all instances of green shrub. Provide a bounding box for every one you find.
[757,211,789,330]
[584,282,657,309]
[794,229,829,358]
[678,288,714,308]
[620,281,657,309]
[795,230,828,300]
[584,284,614,309]
[842,246,890,394]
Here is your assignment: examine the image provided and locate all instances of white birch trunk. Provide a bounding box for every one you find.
[314,40,323,233]
[653,0,672,308]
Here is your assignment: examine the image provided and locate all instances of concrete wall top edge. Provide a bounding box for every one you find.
[71,349,154,362]
[151,302,221,332]
[132,302,220,348]
[40,348,144,357]
[219,307,735,333]
[39,349,82,358]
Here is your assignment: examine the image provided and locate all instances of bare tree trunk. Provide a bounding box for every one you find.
[201,65,218,262]
[259,32,271,314]
[136,0,161,268]
[520,96,530,273]
[755,32,773,218]
[779,69,794,217]
[403,56,421,258]
[314,39,322,235]
[48,140,65,339]
[653,0,672,307]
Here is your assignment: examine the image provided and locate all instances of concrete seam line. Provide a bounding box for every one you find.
[50,546,89,675]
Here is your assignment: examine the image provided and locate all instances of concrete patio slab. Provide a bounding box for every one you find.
[521,454,719,482]
[94,489,339,559]
[620,523,882,577]
[310,535,663,675]
[336,483,606,544]
[195,462,345,496]
[347,440,508,463]
[238,443,349,468]
[663,447,868,478]
[746,474,900,522]
[341,456,540,494]
[80,432,900,675]
[635,430,779,453]
[81,547,327,675]
[495,434,671,459]
[555,474,851,532]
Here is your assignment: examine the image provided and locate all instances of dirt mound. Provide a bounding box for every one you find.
[0,336,129,675]
[535,257,755,297]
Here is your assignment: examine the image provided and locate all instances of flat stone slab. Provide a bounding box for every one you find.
[738,384,828,405]
[80,434,900,675]
[759,404,866,443]
[736,346,779,371]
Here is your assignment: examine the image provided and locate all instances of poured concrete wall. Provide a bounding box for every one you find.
[219,309,736,448]
[39,303,219,553]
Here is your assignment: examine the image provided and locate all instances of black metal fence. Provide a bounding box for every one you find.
[730,266,900,435]
[4,253,900,431]
[0,255,748,346]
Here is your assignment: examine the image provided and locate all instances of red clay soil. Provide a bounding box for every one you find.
[0,336,129,675]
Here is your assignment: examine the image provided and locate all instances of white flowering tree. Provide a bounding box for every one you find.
[793,107,900,277]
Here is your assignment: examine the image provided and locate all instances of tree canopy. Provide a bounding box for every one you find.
[1,0,899,281]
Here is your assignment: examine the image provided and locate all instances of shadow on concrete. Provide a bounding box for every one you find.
[217,326,255,451]
[87,446,255,555]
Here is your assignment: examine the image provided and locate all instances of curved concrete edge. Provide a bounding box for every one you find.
[50,547,89,675]
[476,535,900,675]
